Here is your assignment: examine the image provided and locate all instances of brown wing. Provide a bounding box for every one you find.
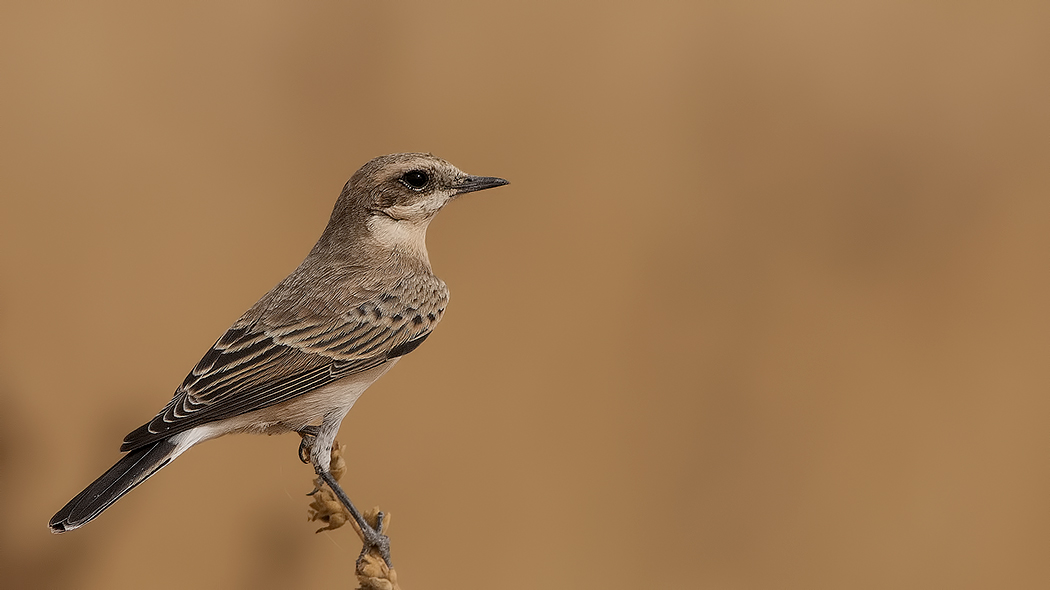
[121,280,447,452]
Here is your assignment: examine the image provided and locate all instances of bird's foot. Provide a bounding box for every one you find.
[356,511,391,569]
[297,425,320,464]
[317,469,392,568]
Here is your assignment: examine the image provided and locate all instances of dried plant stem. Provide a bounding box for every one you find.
[307,441,401,590]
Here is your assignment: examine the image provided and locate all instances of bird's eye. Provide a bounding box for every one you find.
[401,170,429,190]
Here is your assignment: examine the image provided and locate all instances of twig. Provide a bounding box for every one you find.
[307,441,401,590]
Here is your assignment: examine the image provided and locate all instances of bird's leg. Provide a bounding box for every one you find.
[297,426,392,567]
[316,468,392,568]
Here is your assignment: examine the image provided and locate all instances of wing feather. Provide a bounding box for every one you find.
[120,275,448,452]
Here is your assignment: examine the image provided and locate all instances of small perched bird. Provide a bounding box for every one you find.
[49,153,508,560]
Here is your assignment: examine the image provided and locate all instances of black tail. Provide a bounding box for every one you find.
[49,439,178,533]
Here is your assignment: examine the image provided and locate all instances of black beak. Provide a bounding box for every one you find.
[454,175,509,195]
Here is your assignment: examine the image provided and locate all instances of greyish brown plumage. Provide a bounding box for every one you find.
[49,153,508,556]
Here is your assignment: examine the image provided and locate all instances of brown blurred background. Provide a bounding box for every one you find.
[2,1,1049,588]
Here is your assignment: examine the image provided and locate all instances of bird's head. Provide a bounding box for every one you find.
[358,153,507,222]
[318,153,508,261]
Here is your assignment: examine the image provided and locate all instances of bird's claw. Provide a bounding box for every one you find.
[357,512,392,568]
[315,469,393,568]
[297,426,320,464]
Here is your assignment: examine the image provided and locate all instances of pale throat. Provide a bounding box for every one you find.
[366,213,431,261]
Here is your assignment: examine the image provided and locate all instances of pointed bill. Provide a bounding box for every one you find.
[454,175,509,195]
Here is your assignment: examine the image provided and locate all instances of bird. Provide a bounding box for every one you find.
[49,153,508,563]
